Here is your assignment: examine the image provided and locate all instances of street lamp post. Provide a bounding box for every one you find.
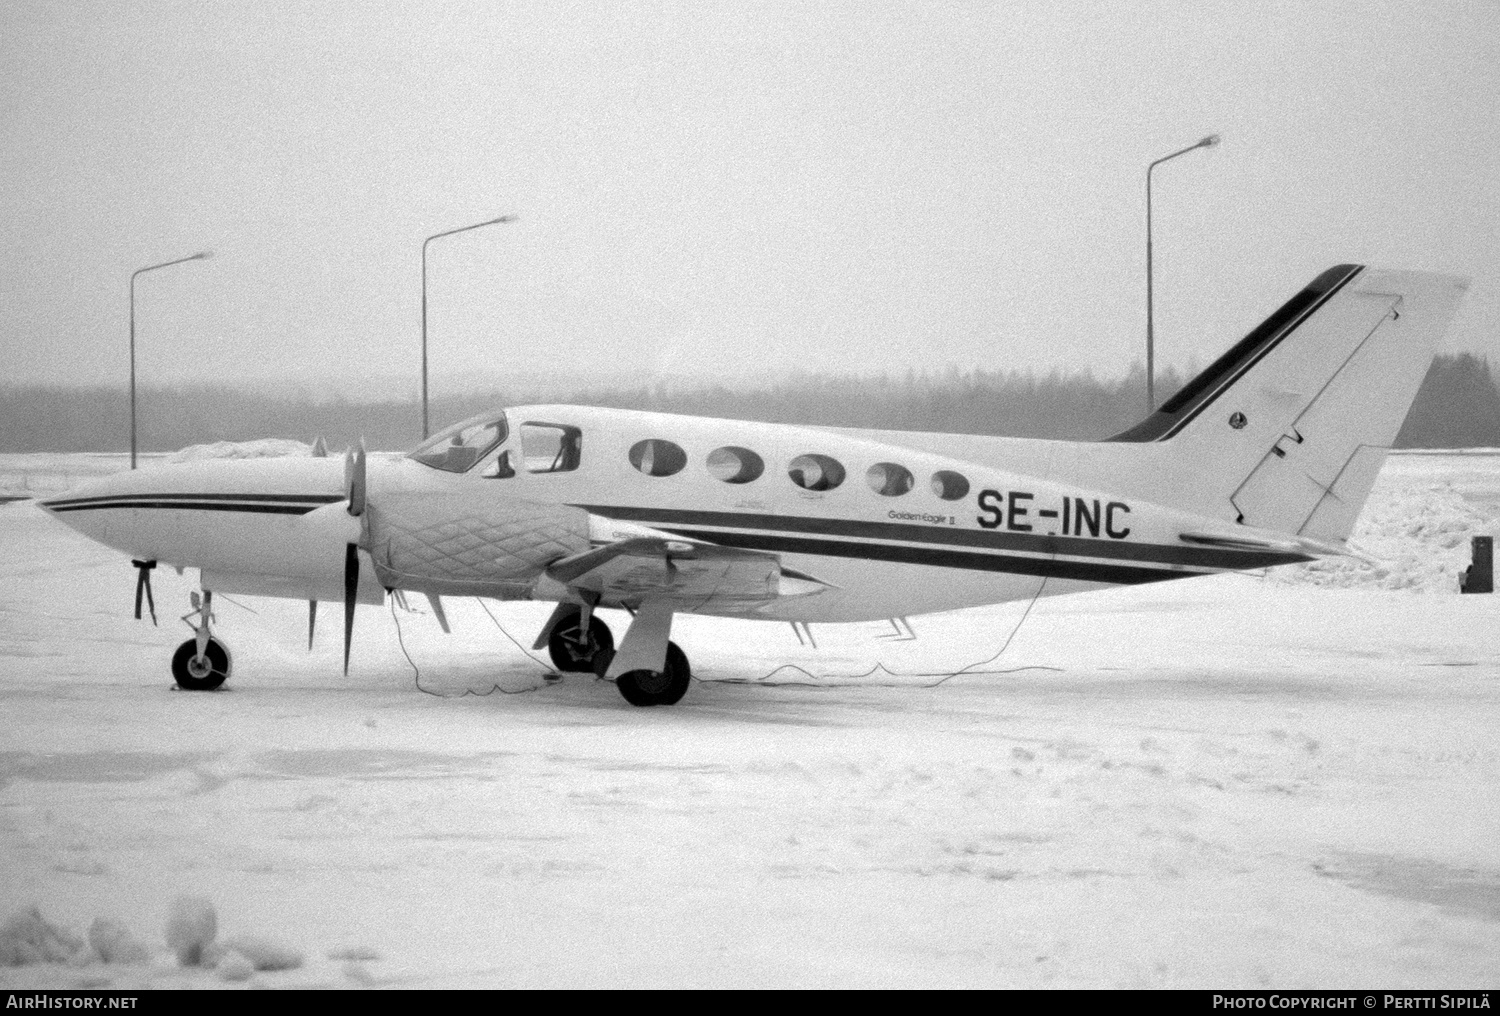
[1146,133,1219,414]
[422,214,517,439]
[130,250,213,469]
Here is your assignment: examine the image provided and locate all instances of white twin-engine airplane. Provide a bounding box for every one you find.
[42,265,1467,706]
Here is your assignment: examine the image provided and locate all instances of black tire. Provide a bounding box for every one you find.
[547,610,614,673]
[171,638,230,691]
[612,642,691,707]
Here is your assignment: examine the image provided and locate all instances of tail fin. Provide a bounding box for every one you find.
[1110,265,1469,541]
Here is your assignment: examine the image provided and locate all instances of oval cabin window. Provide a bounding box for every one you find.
[930,470,970,501]
[706,446,764,484]
[787,453,846,492]
[628,439,687,477]
[866,462,914,497]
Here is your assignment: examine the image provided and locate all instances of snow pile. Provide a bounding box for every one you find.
[0,907,82,966]
[1270,480,1496,593]
[87,920,151,965]
[0,453,136,499]
[219,934,305,973]
[163,895,216,966]
[0,898,305,987]
[167,438,314,462]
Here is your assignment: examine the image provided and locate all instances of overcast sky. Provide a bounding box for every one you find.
[2,1,1496,401]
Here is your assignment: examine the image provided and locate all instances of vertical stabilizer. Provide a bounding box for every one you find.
[1110,266,1469,541]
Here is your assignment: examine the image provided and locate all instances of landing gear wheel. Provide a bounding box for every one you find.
[548,610,614,673]
[171,638,231,691]
[598,642,691,707]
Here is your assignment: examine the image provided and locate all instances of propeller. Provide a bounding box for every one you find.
[131,559,157,626]
[341,443,367,674]
[345,442,367,516]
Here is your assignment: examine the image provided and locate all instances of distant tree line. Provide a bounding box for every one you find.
[2,354,1497,453]
[1391,353,1500,448]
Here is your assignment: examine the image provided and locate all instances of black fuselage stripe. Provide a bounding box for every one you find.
[659,528,1202,585]
[43,492,343,509]
[47,501,324,515]
[578,505,1308,570]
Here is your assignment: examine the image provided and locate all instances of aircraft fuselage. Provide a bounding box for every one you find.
[44,405,1307,623]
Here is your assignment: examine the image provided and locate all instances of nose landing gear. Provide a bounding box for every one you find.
[171,590,232,691]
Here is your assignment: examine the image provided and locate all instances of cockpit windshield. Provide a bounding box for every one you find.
[407,413,508,473]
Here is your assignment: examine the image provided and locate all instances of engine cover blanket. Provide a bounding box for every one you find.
[365,490,590,598]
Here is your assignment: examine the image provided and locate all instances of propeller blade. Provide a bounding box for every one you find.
[308,599,317,651]
[346,442,367,517]
[340,442,367,673]
[425,593,451,634]
[131,559,158,626]
[343,544,358,675]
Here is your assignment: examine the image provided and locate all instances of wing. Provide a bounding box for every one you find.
[546,535,832,611]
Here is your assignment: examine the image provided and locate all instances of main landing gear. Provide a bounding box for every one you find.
[594,642,691,707]
[171,590,232,691]
[546,606,615,674]
[539,601,692,706]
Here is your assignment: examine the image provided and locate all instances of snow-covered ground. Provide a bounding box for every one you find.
[1,452,1497,988]
[1268,450,1500,594]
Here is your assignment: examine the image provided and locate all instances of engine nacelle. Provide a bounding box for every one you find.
[364,489,592,599]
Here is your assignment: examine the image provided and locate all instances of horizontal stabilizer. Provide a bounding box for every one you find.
[1179,529,1365,562]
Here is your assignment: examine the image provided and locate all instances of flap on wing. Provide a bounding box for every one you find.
[547,537,705,584]
[546,535,832,606]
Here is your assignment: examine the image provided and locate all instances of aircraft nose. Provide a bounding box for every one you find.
[38,470,162,555]
[40,456,351,567]
[40,469,151,514]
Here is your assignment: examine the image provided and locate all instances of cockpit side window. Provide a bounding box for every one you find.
[522,423,583,473]
[408,415,508,473]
